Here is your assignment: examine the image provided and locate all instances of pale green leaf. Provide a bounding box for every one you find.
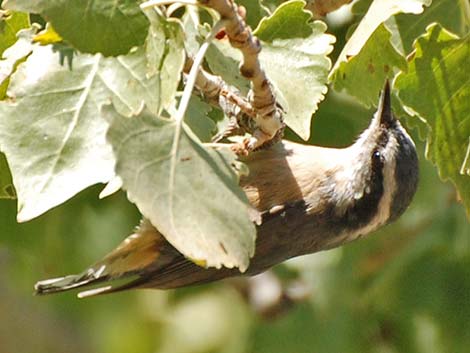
[205,40,251,95]
[254,0,311,40]
[331,24,407,107]
[0,11,30,98]
[0,27,35,99]
[330,0,431,76]
[256,1,335,140]
[207,1,334,140]
[145,12,185,111]
[4,0,149,56]
[185,96,216,142]
[396,24,470,215]
[0,40,173,221]
[182,6,201,58]
[104,105,256,271]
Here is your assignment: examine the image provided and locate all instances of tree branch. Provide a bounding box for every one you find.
[199,0,284,151]
[141,0,285,151]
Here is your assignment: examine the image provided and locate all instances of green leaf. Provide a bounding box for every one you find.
[105,104,256,271]
[145,12,185,110]
[205,40,251,95]
[0,9,29,55]
[0,10,30,98]
[389,0,466,55]
[330,0,431,77]
[395,24,470,215]
[255,1,335,140]
[238,0,268,29]
[185,96,216,143]
[0,39,176,221]
[181,6,201,58]
[4,0,149,56]
[0,152,15,198]
[254,0,311,40]
[331,24,407,107]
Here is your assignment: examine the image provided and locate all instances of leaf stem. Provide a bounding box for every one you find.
[174,20,224,124]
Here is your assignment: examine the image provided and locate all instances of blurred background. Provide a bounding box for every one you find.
[1,2,469,353]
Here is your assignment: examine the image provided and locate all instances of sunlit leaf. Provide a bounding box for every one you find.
[330,0,430,76]
[396,24,470,215]
[0,9,29,55]
[0,40,174,221]
[144,11,185,111]
[255,1,335,140]
[331,24,407,107]
[0,27,35,99]
[104,105,256,271]
[254,0,312,40]
[389,0,465,55]
[32,23,62,45]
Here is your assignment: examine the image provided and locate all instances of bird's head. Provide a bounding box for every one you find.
[333,81,419,235]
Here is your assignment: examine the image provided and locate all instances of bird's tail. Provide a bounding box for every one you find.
[34,219,164,298]
[34,271,145,298]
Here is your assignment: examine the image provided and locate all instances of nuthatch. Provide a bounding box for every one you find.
[35,81,419,298]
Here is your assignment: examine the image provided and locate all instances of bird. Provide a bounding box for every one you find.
[35,81,419,298]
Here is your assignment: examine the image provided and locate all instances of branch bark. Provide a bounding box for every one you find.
[199,0,284,151]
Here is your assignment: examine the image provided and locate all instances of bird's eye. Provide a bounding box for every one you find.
[372,150,382,165]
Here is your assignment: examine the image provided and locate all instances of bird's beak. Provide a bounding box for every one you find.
[377,80,395,127]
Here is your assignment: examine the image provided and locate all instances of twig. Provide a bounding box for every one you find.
[142,0,285,151]
[183,59,255,118]
[175,21,224,123]
[199,0,284,151]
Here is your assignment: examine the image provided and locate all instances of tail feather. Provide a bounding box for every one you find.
[34,270,109,295]
[76,276,147,298]
[34,219,165,298]
[35,269,145,298]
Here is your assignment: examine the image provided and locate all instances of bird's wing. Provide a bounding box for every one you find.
[34,219,239,297]
[34,219,173,297]
[35,141,342,297]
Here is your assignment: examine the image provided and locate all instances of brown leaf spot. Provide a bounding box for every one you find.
[219,242,228,255]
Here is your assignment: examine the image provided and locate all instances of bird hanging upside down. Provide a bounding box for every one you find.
[35,82,419,298]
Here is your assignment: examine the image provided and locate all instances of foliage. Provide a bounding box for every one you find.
[396,24,470,215]
[0,0,469,352]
